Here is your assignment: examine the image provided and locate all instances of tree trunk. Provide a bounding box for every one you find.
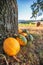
[0,0,18,36]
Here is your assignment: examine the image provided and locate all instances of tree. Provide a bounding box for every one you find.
[0,0,18,36]
[31,0,43,18]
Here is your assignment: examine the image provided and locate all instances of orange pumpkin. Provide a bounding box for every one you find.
[3,37,20,56]
[18,29,22,33]
[21,32,27,37]
[16,34,27,46]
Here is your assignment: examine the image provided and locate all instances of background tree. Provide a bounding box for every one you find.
[31,0,43,18]
[0,0,18,36]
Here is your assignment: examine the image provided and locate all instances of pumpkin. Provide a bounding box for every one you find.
[22,30,33,41]
[16,34,27,46]
[28,34,34,41]
[13,34,18,38]
[18,29,22,33]
[3,37,20,56]
[20,32,27,37]
[22,29,29,34]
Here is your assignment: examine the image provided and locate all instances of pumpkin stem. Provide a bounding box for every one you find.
[13,56,21,62]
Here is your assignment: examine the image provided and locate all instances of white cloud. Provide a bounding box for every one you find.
[18,12,43,20]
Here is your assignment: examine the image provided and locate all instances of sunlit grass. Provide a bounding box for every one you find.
[18,23,36,27]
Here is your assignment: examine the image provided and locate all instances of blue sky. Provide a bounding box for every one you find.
[17,0,43,20]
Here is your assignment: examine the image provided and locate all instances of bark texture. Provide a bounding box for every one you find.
[0,0,18,35]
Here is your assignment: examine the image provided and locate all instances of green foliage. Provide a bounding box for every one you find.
[31,0,43,18]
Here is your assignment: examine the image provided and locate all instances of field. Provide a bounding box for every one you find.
[0,22,43,65]
[18,22,43,34]
[18,22,43,65]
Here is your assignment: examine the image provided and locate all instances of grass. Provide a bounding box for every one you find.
[18,23,36,27]
[18,22,43,33]
[0,22,43,65]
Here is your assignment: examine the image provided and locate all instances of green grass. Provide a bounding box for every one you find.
[18,23,36,27]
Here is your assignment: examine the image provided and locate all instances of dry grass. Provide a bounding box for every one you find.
[0,23,43,65]
[18,23,43,34]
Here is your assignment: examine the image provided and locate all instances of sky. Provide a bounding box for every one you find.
[17,0,43,20]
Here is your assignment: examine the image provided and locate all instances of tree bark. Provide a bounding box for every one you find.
[0,0,18,36]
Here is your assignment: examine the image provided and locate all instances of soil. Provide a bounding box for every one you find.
[0,30,43,65]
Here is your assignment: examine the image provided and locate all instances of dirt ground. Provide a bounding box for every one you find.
[0,26,43,65]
